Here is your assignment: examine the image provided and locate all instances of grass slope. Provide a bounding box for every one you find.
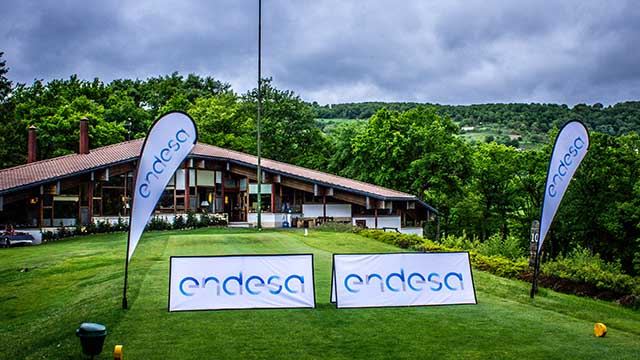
[1,228,639,359]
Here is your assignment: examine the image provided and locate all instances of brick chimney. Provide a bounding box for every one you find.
[79,117,89,154]
[27,125,37,163]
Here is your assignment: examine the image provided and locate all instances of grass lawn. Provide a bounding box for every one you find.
[1,228,639,359]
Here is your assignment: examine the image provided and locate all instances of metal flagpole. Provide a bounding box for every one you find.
[256,0,262,230]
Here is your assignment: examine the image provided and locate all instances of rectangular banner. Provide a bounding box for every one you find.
[331,253,476,308]
[169,254,315,312]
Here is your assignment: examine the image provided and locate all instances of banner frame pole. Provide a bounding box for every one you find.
[122,165,139,310]
[530,249,540,298]
[256,0,263,230]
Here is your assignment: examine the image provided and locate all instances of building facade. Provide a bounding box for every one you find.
[0,120,438,241]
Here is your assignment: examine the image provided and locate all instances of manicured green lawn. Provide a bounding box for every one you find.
[1,228,639,359]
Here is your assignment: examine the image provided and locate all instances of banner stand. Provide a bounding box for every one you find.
[121,111,198,310]
[530,250,540,298]
[529,120,589,299]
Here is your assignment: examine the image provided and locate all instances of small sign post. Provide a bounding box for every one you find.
[530,220,541,298]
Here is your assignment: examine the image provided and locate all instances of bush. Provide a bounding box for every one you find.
[471,252,528,278]
[541,246,639,295]
[359,229,528,281]
[186,212,198,229]
[315,222,359,233]
[476,234,526,261]
[199,213,212,227]
[96,220,113,233]
[439,233,477,251]
[114,217,129,232]
[146,216,171,231]
[173,215,186,230]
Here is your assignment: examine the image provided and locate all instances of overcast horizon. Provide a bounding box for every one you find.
[2,0,640,106]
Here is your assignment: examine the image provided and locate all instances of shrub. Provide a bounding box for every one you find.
[172,215,186,230]
[476,234,526,261]
[211,214,228,226]
[471,252,528,278]
[96,220,113,233]
[359,229,528,281]
[199,213,212,227]
[146,216,171,231]
[186,211,198,229]
[541,246,639,295]
[439,234,476,251]
[315,222,359,233]
[114,217,129,232]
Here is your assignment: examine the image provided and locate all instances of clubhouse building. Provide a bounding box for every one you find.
[0,119,438,242]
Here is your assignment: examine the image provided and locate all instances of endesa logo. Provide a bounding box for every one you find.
[344,269,464,293]
[138,129,191,198]
[548,136,586,198]
[179,272,306,297]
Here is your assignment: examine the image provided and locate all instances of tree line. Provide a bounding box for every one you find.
[312,101,640,138]
[1,52,638,275]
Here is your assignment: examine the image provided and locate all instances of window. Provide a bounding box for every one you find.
[197,170,215,187]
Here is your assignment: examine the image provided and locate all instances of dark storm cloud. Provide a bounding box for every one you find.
[2,0,639,105]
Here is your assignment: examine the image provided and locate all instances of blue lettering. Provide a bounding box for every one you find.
[386,269,406,292]
[152,156,166,174]
[268,275,282,295]
[202,276,220,296]
[160,148,172,162]
[223,273,243,296]
[569,145,578,157]
[169,139,179,152]
[285,275,305,294]
[545,135,586,201]
[558,162,567,177]
[444,272,464,291]
[345,274,364,293]
[245,275,265,295]
[179,271,307,297]
[137,129,192,199]
[428,273,442,291]
[366,273,384,292]
[176,129,189,143]
[179,277,199,297]
[139,184,150,198]
[408,272,426,291]
[145,170,158,183]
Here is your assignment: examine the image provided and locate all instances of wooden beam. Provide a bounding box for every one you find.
[88,181,94,224]
[108,162,136,177]
[271,184,275,213]
[332,190,367,207]
[229,164,257,180]
[323,194,326,222]
[280,177,314,193]
[374,206,378,229]
[184,166,190,212]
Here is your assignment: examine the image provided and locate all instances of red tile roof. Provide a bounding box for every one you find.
[0,140,433,209]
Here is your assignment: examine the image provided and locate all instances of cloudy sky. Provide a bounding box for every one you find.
[2,0,639,105]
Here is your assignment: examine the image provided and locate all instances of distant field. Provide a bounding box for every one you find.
[2,228,639,359]
[317,118,545,148]
[316,118,366,133]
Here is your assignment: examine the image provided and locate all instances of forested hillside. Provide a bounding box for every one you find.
[1,52,638,275]
[313,102,640,148]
